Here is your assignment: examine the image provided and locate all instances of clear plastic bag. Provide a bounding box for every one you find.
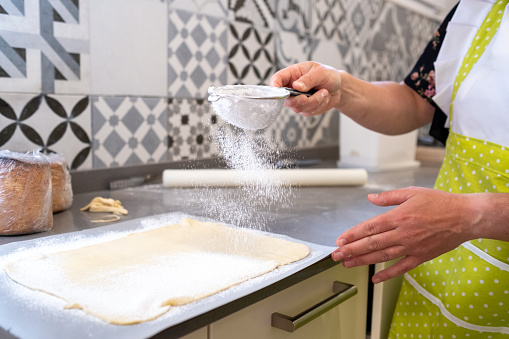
[46,152,73,213]
[0,150,53,235]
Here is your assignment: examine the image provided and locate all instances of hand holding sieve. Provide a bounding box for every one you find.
[208,85,317,130]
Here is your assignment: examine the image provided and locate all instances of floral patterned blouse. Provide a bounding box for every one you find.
[404,3,459,144]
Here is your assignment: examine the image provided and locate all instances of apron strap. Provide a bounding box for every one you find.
[449,0,509,125]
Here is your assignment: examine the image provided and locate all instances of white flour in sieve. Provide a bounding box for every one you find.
[208,85,286,130]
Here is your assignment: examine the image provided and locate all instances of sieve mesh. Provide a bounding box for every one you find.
[208,85,289,130]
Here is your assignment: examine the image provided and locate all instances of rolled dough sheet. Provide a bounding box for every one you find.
[4,218,310,325]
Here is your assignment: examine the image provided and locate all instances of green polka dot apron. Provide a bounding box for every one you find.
[389,1,509,338]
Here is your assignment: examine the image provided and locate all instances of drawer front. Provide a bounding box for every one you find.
[210,264,369,339]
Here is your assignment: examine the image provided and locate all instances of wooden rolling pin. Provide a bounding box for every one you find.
[162,168,368,187]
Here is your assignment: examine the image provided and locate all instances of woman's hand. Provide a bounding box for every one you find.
[269,61,343,116]
[271,61,435,134]
[332,187,486,284]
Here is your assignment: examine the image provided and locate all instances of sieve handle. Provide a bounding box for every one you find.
[284,87,318,97]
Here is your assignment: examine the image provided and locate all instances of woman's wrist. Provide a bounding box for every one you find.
[335,70,364,114]
[465,193,509,242]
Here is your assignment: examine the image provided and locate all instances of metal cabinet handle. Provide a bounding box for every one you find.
[271,281,358,332]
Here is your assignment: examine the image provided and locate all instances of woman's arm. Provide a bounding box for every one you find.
[332,187,509,283]
[270,61,435,135]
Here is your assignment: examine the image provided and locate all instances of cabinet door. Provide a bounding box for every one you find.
[210,264,369,339]
[180,327,208,339]
[370,260,403,339]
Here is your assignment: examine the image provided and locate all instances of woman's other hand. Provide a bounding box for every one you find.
[332,187,486,283]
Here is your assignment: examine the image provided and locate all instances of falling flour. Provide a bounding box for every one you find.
[195,123,295,231]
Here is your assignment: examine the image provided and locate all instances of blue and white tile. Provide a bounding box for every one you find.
[274,1,312,70]
[265,107,339,150]
[275,0,312,37]
[0,0,90,94]
[91,96,168,168]
[305,110,339,146]
[228,0,276,29]
[0,93,92,169]
[169,0,228,17]
[168,98,218,160]
[366,4,436,81]
[227,22,276,85]
[311,0,346,42]
[401,8,438,62]
[268,108,308,149]
[275,30,312,70]
[341,1,378,47]
[89,0,168,97]
[168,9,228,99]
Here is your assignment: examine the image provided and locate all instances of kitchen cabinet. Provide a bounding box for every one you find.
[180,328,208,339]
[209,264,368,339]
[370,260,403,339]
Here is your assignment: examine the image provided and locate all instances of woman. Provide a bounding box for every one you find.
[270,0,509,337]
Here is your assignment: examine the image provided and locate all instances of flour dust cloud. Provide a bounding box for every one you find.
[195,123,295,231]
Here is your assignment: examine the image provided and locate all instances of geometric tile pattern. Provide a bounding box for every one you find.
[274,0,313,70]
[168,9,228,99]
[275,0,312,37]
[0,93,92,169]
[0,0,442,169]
[169,0,228,17]
[268,107,339,149]
[211,105,339,154]
[91,96,168,168]
[275,30,312,70]
[361,3,437,82]
[0,0,90,94]
[227,21,276,85]
[228,0,276,29]
[168,98,218,160]
[311,0,347,41]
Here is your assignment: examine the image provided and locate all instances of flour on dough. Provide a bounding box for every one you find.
[4,218,310,325]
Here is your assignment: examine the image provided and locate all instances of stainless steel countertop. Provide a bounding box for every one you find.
[0,162,441,338]
[0,162,440,248]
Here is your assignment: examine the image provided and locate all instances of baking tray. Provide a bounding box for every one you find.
[0,212,335,339]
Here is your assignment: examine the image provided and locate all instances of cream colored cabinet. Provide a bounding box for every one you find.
[370,260,403,339]
[179,327,208,339]
[209,264,369,339]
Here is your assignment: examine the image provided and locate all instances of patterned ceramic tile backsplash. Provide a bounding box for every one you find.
[0,93,92,169]
[0,0,439,170]
[0,0,90,94]
[91,96,168,168]
[168,9,228,98]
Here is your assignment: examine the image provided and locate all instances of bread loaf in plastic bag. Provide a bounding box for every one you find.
[47,152,73,213]
[0,150,53,235]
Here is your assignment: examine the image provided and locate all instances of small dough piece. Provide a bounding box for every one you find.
[81,197,128,215]
[90,215,121,223]
[4,218,310,325]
